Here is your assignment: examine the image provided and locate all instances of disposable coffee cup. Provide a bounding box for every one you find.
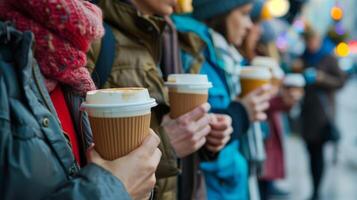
[81,88,157,160]
[283,73,306,88]
[252,56,284,87]
[165,74,212,119]
[239,66,272,97]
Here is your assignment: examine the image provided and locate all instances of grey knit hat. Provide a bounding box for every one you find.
[193,0,255,20]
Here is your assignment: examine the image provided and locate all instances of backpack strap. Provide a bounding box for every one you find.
[91,23,116,89]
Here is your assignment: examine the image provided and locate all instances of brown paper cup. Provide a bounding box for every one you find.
[271,77,282,87]
[240,78,271,97]
[89,114,151,160]
[169,89,208,119]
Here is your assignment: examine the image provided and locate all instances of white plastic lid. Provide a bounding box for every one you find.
[239,66,272,80]
[252,56,279,68]
[252,56,285,79]
[82,88,157,112]
[165,74,212,89]
[283,74,306,87]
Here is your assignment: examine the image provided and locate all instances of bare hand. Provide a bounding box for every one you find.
[87,130,161,200]
[239,84,272,122]
[162,103,212,158]
[205,114,233,153]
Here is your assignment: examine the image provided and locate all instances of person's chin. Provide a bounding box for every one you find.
[158,7,174,16]
[234,39,243,47]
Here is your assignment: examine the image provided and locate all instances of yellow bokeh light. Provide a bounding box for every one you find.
[331,6,343,21]
[177,0,193,13]
[266,0,290,18]
[261,4,273,21]
[335,42,350,57]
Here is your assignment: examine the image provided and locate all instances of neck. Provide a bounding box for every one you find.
[130,0,153,16]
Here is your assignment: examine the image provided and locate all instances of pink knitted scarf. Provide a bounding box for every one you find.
[0,0,104,94]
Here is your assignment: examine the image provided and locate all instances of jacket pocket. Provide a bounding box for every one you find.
[9,99,44,139]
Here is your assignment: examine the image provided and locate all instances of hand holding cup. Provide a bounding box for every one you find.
[87,130,161,200]
[239,84,272,122]
[238,67,273,122]
[162,103,212,158]
[205,114,233,153]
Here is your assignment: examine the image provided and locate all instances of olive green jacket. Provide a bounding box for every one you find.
[86,1,179,199]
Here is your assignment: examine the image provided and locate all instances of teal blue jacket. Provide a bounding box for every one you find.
[172,14,249,200]
[172,14,250,139]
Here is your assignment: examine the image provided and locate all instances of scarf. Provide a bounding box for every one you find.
[0,0,104,95]
[210,29,243,99]
[161,17,183,80]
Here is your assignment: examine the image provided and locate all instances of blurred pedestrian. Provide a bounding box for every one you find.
[300,25,347,200]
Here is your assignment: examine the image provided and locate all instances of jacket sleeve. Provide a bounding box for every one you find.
[268,96,292,113]
[47,164,132,200]
[0,79,130,200]
[211,101,250,140]
[199,102,250,160]
[315,56,346,90]
[86,39,102,74]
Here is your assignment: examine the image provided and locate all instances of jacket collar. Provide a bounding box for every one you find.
[99,0,167,63]
[172,14,222,68]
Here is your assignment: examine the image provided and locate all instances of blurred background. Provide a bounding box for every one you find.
[260,0,357,199]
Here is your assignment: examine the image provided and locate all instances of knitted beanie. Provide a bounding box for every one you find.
[193,0,254,20]
[250,0,264,22]
[250,0,272,22]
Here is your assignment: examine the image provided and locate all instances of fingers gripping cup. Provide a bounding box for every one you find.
[239,67,272,97]
[165,74,212,119]
[82,88,157,160]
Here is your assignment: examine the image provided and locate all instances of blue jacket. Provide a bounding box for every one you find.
[172,14,249,200]
[172,14,250,139]
[0,22,130,200]
[201,141,248,200]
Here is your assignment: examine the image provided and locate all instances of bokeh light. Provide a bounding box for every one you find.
[335,42,350,57]
[331,6,344,21]
[348,41,357,54]
[292,19,305,33]
[177,0,193,13]
[266,0,290,18]
[335,22,345,35]
[276,33,289,51]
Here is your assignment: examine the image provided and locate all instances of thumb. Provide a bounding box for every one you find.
[178,103,211,122]
[86,144,105,164]
[131,130,160,156]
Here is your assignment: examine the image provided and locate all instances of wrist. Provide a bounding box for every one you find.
[239,99,253,122]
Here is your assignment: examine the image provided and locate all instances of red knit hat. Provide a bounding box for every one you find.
[0,0,104,94]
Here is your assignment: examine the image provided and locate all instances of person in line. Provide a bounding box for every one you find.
[0,0,162,199]
[172,0,274,199]
[86,0,233,199]
[238,2,301,198]
[300,25,346,200]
